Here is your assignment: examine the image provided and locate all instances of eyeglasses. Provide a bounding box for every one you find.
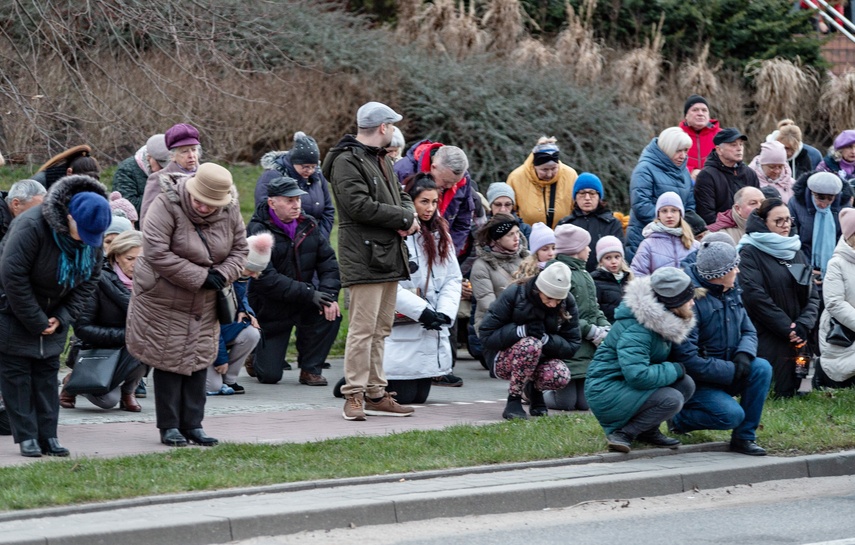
[773,216,794,227]
[576,190,599,199]
[812,192,836,202]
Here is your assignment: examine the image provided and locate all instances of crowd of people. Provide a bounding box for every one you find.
[0,93,853,458]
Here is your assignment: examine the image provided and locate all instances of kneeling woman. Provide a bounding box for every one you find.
[62,230,147,411]
[585,267,696,453]
[479,262,581,420]
[383,174,462,404]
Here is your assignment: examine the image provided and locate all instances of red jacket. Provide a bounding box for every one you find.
[680,119,720,174]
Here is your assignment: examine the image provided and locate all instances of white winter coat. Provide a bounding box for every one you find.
[383,231,462,380]
[819,237,855,382]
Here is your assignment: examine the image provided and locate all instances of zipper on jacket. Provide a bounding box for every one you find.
[39,336,44,358]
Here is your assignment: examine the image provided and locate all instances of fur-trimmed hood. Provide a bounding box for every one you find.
[42,174,109,235]
[622,275,696,344]
[260,150,288,171]
[474,243,529,270]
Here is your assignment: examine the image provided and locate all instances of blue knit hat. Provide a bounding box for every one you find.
[68,192,112,247]
[573,172,604,200]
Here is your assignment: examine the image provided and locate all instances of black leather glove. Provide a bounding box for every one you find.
[794,323,810,343]
[525,321,545,339]
[418,308,442,330]
[732,352,752,384]
[202,270,226,290]
[437,313,453,325]
[311,290,335,310]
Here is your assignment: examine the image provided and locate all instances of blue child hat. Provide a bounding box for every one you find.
[68,192,112,247]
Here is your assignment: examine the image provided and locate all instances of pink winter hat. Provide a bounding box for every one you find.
[109,191,138,222]
[596,235,625,262]
[758,140,787,165]
[245,232,274,273]
[554,224,591,256]
[840,208,855,240]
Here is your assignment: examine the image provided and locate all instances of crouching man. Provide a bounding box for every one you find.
[670,240,772,456]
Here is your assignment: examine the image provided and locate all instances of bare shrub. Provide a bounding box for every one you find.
[395,0,424,41]
[821,69,855,139]
[611,14,664,125]
[482,0,526,55]
[555,0,604,84]
[678,43,722,100]
[510,37,557,68]
[744,57,819,139]
[405,0,485,58]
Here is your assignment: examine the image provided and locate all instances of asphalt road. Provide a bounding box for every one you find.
[230,475,855,545]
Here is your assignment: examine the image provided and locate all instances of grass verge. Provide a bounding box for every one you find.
[0,388,854,511]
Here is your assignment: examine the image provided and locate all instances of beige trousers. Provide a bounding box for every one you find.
[341,282,397,398]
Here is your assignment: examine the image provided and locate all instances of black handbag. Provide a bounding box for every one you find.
[827,317,855,348]
[216,283,238,325]
[64,348,122,396]
[194,225,238,324]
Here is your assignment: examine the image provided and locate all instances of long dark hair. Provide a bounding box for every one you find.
[404,173,451,265]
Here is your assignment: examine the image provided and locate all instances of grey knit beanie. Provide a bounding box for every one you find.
[535,262,572,300]
[695,241,740,280]
[650,267,695,309]
[486,182,515,206]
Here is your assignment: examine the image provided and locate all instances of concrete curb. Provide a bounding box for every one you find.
[1,447,854,545]
[0,441,729,525]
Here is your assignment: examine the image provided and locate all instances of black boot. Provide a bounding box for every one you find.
[528,386,548,417]
[160,428,188,447]
[181,428,219,446]
[39,438,70,457]
[606,430,633,453]
[502,394,528,420]
[19,439,42,458]
[636,428,681,448]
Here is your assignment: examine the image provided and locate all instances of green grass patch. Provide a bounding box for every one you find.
[1,388,855,511]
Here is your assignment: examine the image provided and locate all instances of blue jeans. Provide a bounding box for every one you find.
[671,358,772,441]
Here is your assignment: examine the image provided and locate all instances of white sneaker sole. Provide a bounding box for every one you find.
[342,410,366,421]
[363,409,413,417]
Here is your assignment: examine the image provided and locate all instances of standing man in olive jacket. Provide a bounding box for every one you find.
[322,102,420,421]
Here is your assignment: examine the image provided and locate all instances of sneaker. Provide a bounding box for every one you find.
[207,384,235,396]
[433,373,463,387]
[364,392,414,417]
[321,362,332,369]
[299,370,328,386]
[225,382,245,394]
[135,379,147,399]
[343,393,366,421]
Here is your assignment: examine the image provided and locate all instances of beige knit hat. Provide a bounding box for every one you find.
[186,163,233,207]
[535,262,572,300]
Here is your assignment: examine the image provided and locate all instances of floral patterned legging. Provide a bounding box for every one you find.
[494,337,571,396]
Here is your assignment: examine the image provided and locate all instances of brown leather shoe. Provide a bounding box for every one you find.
[120,393,141,412]
[60,373,76,409]
[299,370,328,386]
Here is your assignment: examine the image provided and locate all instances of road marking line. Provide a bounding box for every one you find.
[801,539,855,545]
[451,402,474,405]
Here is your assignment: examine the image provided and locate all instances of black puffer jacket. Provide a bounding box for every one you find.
[590,268,629,323]
[479,277,581,362]
[0,193,12,242]
[557,205,625,271]
[0,175,106,357]
[74,263,129,349]
[694,150,761,224]
[247,202,340,333]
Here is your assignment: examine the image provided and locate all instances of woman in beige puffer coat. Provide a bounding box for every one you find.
[127,163,247,447]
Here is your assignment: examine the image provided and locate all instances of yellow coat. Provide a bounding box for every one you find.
[506,154,578,228]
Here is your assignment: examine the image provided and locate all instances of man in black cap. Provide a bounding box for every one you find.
[679,94,721,180]
[693,127,761,224]
[670,241,772,456]
[246,176,342,387]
